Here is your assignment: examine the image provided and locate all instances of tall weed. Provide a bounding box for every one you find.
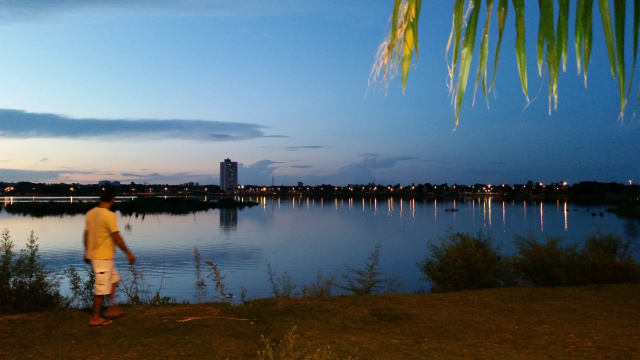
[258,326,357,360]
[205,260,233,301]
[266,260,298,297]
[193,247,207,302]
[340,243,400,295]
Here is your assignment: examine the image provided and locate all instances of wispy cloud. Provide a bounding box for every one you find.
[0,109,268,142]
[262,145,325,151]
[0,1,341,23]
[0,168,91,182]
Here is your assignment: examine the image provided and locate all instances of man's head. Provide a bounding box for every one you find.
[99,187,116,203]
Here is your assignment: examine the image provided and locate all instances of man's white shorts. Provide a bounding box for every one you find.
[91,259,121,295]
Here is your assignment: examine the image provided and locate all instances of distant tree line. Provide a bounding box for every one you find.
[1,180,638,201]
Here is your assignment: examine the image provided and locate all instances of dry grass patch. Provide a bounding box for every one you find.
[1,284,639,359]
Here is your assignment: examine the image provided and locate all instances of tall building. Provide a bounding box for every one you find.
[220,158,238,192]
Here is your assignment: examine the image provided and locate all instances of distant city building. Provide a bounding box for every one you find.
[220,158,238,192]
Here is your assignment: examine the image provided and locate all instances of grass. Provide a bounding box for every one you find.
[1,283,639,359]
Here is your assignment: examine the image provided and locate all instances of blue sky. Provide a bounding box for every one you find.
[0,1,638,187]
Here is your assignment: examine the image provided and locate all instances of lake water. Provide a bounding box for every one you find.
[1,196,638,302]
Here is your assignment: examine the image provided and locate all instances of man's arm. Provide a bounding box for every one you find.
[111,231,136,264]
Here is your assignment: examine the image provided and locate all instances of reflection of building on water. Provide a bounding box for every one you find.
[220,208,238,231]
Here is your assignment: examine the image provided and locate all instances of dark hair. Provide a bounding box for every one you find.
[99,187,116,202]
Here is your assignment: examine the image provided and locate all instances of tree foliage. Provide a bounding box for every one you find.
[372,0,640,127]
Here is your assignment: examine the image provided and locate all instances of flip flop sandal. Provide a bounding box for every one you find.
[89,319,113,327]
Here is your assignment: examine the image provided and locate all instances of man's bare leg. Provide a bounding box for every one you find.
[104,282,124,318]
[89,295,112,326]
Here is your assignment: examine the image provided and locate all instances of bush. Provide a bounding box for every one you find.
[0,229,63,313]
[64,265,95,309]
[511,234,581,287]
[418,231,503,292]
[301,271,338,298]
[578,232,640,285]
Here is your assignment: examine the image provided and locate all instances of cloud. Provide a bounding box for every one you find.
[239,160,279,185]
[0,168,90,182]
[291,165,312,169]
[0,0,341,23]
[0,109,268,142]
[281,146,324,151]
[264,156,420,186]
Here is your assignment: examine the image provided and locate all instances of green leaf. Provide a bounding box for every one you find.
[583,0,595,86]
[513,0,529,101]
[474,0,494,107]
[454,0,482,127]
[599,0,617,78]
[402,25,415,92]
[489,0,509,92]
[614,0,627,119]
[539,0,557,113]
[447,0,466,94]
[557,0,570,71]
[387,0,402,61]
[632,0,640,118]
[575,0,585,75]
[400,0,421,93]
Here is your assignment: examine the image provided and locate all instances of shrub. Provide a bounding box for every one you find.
[578,231,640,285]
[511,234,580,287]
[117,264,152,304]
[0,229,63,313]
[301,271,338,298]
[64,265,95,309]
[418,231,503,292]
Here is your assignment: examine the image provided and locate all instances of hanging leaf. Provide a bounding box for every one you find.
[489,0,509,93]
[474,0,494,107]
[402,23,416,92]
[400,0,421,93]
[583,0,595,86]
[557,0,570,71]
[453,0,482,127]
[632,0,640,118]
[538,0,557,113]
[513,0,529,101]
[575,0,585,75]
[614,0,627,119]
[447,0,466,94]
[599,0,617,78]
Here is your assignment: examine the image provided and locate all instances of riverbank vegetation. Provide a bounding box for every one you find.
[2,227,638,314]
[1,196,258,217]
[1,227,639,358]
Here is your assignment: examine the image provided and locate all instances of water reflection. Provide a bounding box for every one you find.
[220,208,237,232]
[1,196,636,302]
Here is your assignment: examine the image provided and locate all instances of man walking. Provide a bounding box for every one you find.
[84,187,135,327]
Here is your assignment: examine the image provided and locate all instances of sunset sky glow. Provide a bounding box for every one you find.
[0,1,638,186]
